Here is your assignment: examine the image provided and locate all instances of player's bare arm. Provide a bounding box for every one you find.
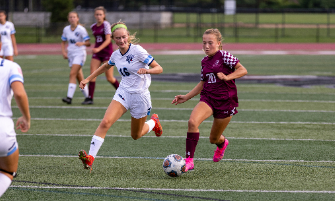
[80,63,111,89]
[11,81,30,132]
[61,41,68,59]
[217,62,247,81]
[75,39,90,47]
[11,34,18,56]
[172,81,204,105]
[92,34,112,54]
[137,60,163,75]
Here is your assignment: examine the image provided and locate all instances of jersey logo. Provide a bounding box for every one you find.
[75,32,80,37]
[213,60,220,67]
[126,54,134,64]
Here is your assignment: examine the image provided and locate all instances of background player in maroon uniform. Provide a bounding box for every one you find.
[82,6,119,105]
[172,28,247,172]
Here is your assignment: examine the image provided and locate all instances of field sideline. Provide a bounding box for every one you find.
[2,44,335,201]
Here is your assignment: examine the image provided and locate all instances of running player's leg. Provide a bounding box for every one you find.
[130,116,149,140]
[88,58,101,95]
[79,100,127,170]
[4,56,13,61]
[62,64,82,104]
[0,149,19,197]
[81,58,101,105]
[185,101,213,171]
[210,116,232,162]
[76,68,88,98]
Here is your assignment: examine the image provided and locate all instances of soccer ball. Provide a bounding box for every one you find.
[162,154,186,177]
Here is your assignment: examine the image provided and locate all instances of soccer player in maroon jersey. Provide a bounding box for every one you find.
[172,28,248,172]
[82,6,119,105]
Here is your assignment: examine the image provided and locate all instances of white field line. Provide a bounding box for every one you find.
[26,97,335,103]
[11,117,335,125]
[13,105,335,113]
[18,154,335,163]
[9,185,335,194]
[16,133,335,142]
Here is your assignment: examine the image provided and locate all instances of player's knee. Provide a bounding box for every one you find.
[131,133,140,140]
[188,118,199,130]
[107,77,115,84]
[69,71,77,78]
[100,119,112,129]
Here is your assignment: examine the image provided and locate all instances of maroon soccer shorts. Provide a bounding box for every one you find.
[92,52,111,62]
[200,94,238,119]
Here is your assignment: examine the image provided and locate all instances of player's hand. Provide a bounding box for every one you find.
[16,116,30,132]
[92,48,100,54]
[79,79,88,89]
[172,95,187,105]
[217,72,229,81]
[137,68,148,74]
[75,42,83,46]
[62,52,68,59]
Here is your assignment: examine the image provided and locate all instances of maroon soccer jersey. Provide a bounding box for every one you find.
[91,21,113,56]
[200,50,240,107]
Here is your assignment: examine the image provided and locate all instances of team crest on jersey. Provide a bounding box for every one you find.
[126,54,134,64]
[75,32,80,37]
[213,60,220,67]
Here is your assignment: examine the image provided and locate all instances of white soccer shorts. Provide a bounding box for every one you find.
[0,44,14,57]
[67,52,86,67]
[113,87,152,119]
[0,118,18,157]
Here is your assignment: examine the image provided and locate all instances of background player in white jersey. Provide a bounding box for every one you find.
[61,11,90,104]
[78,22,163,171]
[0,10,18,61]
[0,37,30,197]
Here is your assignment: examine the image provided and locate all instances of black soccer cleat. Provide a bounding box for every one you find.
[62,97,72,104]
[81,97,93,105]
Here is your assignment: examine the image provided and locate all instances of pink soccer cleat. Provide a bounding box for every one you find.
[213,139,229,162]
[184,157,194,172]
[78,150,94,172]
[150,114,163,137]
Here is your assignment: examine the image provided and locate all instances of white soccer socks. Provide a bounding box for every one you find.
[80,84,89,98]
[145,119,156,134]
[0,173,11,197]
[88,135,104,158]
[67,83,77,98]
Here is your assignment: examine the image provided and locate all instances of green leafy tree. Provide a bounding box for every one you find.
[42,0,74,23]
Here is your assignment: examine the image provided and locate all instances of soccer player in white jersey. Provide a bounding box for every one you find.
[61,11,90,104]
[0,37,30,197]
[78,22,163,171]
[0,10,18,61]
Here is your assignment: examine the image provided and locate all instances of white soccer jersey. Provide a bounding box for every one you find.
[0,58,24,118]
[0,21,15,46]
[61,25,90,54]
[108,44,154,93]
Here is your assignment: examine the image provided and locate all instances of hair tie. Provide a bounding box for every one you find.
[111,24,127,33]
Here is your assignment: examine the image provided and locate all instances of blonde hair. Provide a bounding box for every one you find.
[111,21,139,45]
[94,6,106,21]
[68,11,80,26]
[204,28,223,50]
